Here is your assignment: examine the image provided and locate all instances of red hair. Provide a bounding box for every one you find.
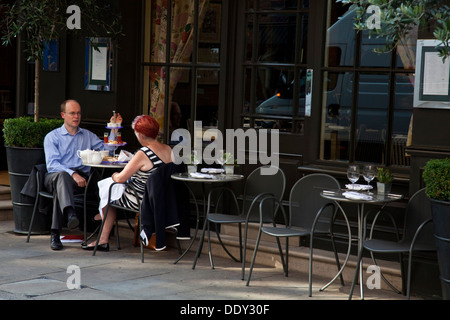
[132,115,159,139]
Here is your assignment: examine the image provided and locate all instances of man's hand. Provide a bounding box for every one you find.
[72,172,87,188]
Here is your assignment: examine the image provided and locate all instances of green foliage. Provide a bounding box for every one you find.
[0,0,123,63]
[423,158,450,201]
[376,167,393,183]
[3,117,63,148]
[338,0,450,60]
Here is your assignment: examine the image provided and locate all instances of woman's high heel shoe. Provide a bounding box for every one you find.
[81,243,109,251]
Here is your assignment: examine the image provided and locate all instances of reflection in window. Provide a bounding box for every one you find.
[320,1,416,166]
[320,72,352,161]
[360,30,391,67]
[243,2,309,134]
[143,0,219,142]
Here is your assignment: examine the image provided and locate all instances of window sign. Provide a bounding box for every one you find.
[85,37,113,91]
[414,40,450,108]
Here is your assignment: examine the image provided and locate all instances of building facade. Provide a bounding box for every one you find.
[2,0,449,297]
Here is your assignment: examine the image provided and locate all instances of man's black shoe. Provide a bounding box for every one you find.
[50,231,63,250]
[67,214,79,230]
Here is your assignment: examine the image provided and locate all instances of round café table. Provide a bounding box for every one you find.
[170,172,244,264]
[321,188,403,299]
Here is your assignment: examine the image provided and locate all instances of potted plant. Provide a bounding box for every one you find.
[186,151,201,174]
[0,1,123,233]
[223,152,238,174]
[376,167,393,194]
[3,117,63,233]
[423,158,450,299]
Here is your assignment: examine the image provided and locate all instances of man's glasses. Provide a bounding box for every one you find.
[64,112,82,117]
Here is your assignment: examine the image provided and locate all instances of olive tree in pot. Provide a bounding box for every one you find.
[0,1,122,233]
[423,158,450,299]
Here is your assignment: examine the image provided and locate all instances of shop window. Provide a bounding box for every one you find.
[320,2,416,166]
[142,0,222,143]
[242,1,309,134]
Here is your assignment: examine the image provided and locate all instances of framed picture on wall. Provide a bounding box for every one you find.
[43,39,59,72]
[199,3,221,43]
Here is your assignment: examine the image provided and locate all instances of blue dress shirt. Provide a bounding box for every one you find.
[44,124,104,176]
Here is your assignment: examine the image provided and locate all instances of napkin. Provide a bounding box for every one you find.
[345,184,373,191]
[97,177,126,215]
[342,191,373,201]
[117,150,133,162]
[190,172,214,179]
[201,168,224,174]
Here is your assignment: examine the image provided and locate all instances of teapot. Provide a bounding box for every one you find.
[91,151,103,165]
[77,149,95,164]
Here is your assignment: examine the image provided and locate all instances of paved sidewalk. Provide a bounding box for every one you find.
[0,220,410,303]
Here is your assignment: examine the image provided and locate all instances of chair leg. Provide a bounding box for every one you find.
[192,214,209,270]
[241,221,249,281]
[309,235,314,297]
[26,196,40,243]
[406,252,413,300]
[370,252,402,294]
[115,220,121,250]
[275,237,287,277]
[246,229,263,286]
[215,226,241,263]
[93,204,109,256]
[330,233,345,286]
[207,221,214,269]
[139,211,144,263]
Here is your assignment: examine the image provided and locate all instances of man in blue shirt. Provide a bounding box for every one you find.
[44,99,103,250]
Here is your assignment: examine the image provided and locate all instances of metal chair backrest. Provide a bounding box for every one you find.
[289,173,341,232]
[242,165,286,223]
[402,188,434,247]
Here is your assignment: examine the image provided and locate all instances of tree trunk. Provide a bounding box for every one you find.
[34,60,39,122]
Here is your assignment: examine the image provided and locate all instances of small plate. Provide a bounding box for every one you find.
[345,184,373,191]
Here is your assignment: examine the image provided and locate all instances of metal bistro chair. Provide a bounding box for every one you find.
[93,181,145,260]
[350,188,436,299]
[246,173,352,297]
[27,164,94,243]
[192,165,286,277]
[94,163,185,261]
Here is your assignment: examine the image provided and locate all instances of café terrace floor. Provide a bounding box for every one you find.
[0,169,425,315]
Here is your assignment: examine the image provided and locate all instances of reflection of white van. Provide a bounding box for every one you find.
[256,7,414,135]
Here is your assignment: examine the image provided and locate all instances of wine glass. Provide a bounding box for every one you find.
[362,164,376,190]
[347,165,360,188]
[216,149,225,174]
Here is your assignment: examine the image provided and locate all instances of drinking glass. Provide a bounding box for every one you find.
[347,165,360,187]
[362,164,376,189]
[216,150,225,171]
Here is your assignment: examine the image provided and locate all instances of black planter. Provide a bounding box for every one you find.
[430,198,450,300]
[6,146,50,234]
